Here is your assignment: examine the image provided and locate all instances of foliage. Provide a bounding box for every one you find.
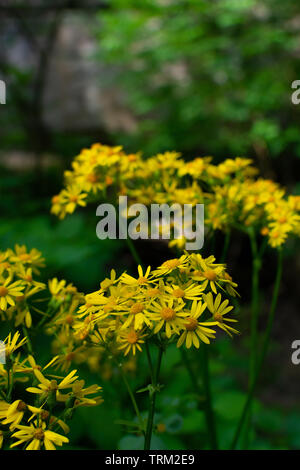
[97,0,300,159]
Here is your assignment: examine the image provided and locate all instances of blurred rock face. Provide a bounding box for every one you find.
[45,14,137,133]
[2,12,137,135]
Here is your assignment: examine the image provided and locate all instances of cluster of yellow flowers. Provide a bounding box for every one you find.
[0,332,102,450]
[0,245,46,327]
[45,278,137,377]
[207,178,300,248]
[51,143,300,249]
[65,253,240,357]
[0,245,86,331]
[0,243,239,449]
[0,246,102,450]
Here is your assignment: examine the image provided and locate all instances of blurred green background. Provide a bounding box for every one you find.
[0,0,300,450]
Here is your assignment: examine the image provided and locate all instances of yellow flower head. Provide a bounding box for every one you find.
[11,421,69,450]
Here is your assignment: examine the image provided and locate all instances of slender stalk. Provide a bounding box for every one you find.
[118,363,145,435]
[220,231,231,263]
[6,369,14,402]
[22,326,33,354]
[249,230,261,385]
[145,341,154,384]
[35,304,55,330]
[181,348,219,448]
[144,346,163,450]
[180,348,202,397]
[210,232,216,255]
[200,344,218,449]
[6,368,11,398]
[104,338,144,435]
[230,249,283,450]
[126,237,143,267]
[243,230,261,448]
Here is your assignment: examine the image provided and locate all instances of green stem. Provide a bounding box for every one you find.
[242,230,261,448]
[6,369,14,402]
[200,344,218,450]
[145,342,154,384]
[35,304,55,330]
[182,347,220,448]
[230,249,283,450]
[220,231,231,263]
[126,237,143,267]
[144,346,163,450]
[22,326,33,354]
[249,231,261,386]
[180,348,202,398]
[104,338,145,435]
[210,232,216,256]
[118,363,144,435]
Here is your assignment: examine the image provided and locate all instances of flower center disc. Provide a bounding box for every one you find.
[87,173,98,183]
[34,428,45,440]
[19,253,31,261]
[203,270,217,281]
[52,195,60,204]
[173,288,185,298]
[185,317,198,331]
[214,313,223,322]
[0,286,8,297]
[17,400,27,412]
[65,315,74,325]
[127,331,138,344]
[130,303,144,315]
[160,307,175,321]
[162,259,180,270]
[146,288,159,297]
